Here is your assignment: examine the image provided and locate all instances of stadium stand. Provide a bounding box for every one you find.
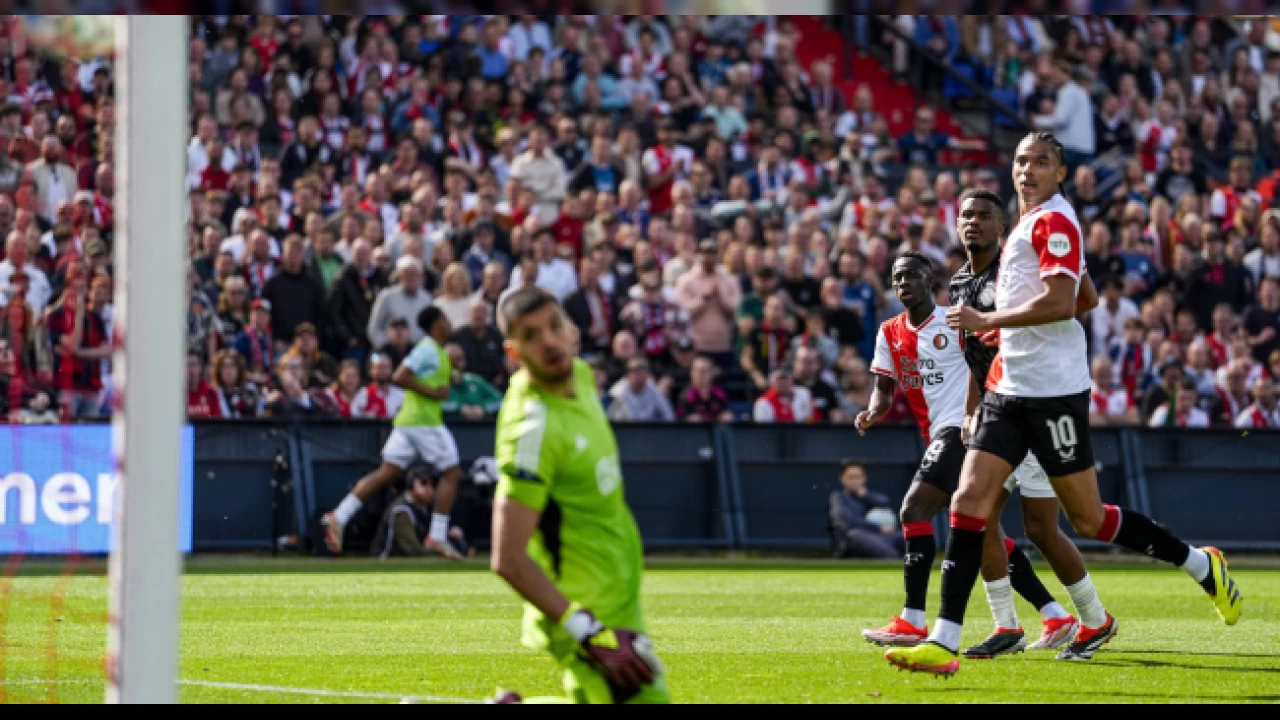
[0,12,1277,432]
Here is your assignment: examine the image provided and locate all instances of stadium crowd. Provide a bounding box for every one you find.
[0,13,1277,430]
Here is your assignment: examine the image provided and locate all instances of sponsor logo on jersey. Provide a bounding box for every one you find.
[898,355,945,390]
[978,284,996,309]
[595,454,621,496]
[933,334,949,350]
[1047,232,1071,257]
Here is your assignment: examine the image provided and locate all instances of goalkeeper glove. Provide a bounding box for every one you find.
[560,603,661,689]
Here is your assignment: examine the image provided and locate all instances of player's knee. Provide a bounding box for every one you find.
[899,502,930,526]
[1065,508,1104,539]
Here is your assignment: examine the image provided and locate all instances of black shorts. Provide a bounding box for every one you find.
[912,426,966,494]
[971,391,1094,477]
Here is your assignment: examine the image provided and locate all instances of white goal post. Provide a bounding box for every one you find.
[106,15,188,705]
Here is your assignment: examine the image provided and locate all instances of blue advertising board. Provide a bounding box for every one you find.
[0,425,193,554]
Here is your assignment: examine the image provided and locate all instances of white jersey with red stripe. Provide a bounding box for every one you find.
[871,305,967,442]
[987,193,1091,398]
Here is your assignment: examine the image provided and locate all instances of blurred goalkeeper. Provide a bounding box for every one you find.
[488,287,670,705]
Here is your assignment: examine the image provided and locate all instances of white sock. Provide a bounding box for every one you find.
[901,608,926,629]
[983,578,1020,631]
[927,619,963,653]
[1064,574,1108,629]
[429,513,451,543]
[1182,547,1210,583]
[1039,601,1071,621]
[333,494,363,526]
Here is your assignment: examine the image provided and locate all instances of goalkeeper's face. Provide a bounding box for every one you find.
[505,303,575,384]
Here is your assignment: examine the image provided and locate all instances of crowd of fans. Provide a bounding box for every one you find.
[0,13,1277,431]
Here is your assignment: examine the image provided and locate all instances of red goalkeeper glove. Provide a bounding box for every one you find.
[560,603,661,689]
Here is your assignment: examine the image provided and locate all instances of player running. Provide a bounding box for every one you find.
[488,287,669,705]
[888,133,1243,678]
[950,188,1099,659]
[856,250,1077,656]
[321,306,465,559]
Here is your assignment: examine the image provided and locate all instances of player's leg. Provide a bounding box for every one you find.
[418,426,465,560]
[1012,455,1082,650]
[321,429,414,553]
[1033,393,1242,630]
[966,486,1043,659]
[861,479,949,646]
[863,427,963,646]
[886,394,1028,674]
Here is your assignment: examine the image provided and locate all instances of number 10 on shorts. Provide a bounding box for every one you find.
[1046,416,1078,461]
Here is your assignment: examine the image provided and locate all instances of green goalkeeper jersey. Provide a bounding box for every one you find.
[494,358,646,653]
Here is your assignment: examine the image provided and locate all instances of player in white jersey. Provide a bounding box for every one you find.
[887,133,1243,679]
[856,251,1072,652]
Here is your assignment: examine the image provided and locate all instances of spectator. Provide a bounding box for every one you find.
[1217,358,1257,425]
[261,235,327,343]
[1186,232,1251,332]
[351,351,405,420]
[793,345,841,423]
[1242,276,1280,365]
[1091,276,1140,357]
[327,359,363,418]
[828,461,902,560]
[817,276,864,351]
[432,261,474,331]
[753,368,812,423]
[1235,374,1280,429]
[289,322,338,390]
[1184,340,1219,396]
[1244,211,1280,285]
[266,353,337,418]
[675,355,733,423]
[461,222,509,289]
[1153,138,1207,206]
[367,255,433,349]
[378,316,414,371]
[44,264,108,420]
[186,350,222,419]
[472,260,508,320]
[27,136,79,225]
[897,106,983,168]
[234,298,275,386]
[211,348,263,419]
[509,228,577,301]
[1141,359,1184,422]
[676,239,740,366]
[741,295,793,392]
[1089,355,1139,426]
[441,342,503,421]
[328,238,388,359]
[1149,378,1211,428]
[620,258,683,369]
[0,233,52,314]
[565,256,618,358]
[606,357,675,422]
[510,124,566,224]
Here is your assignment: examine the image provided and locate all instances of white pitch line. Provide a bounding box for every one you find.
[177,679,481,704]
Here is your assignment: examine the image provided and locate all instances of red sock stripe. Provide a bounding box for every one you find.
[950,512,988,533]
[1098,505,1122,542]
[902,521,934,539]
[1003,537,1016,557]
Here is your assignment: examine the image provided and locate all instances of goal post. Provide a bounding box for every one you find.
[106,14,189,705]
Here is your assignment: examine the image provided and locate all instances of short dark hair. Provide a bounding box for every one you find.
[958,188,1006,227]
[896,250,933,274]
[417,306,446,335]
[1176,378,1199,393]
[840,459,863,474]
[1020,131,1067,168]
[498,286,560,337]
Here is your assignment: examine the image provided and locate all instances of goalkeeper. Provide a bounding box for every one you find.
[488,287,670,705]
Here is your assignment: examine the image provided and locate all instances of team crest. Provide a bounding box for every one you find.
[933,334,949,350]
[978,284,996,309]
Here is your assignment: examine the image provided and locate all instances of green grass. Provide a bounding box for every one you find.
[1,558,1278,703]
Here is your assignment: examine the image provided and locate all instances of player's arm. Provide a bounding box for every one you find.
[491,496,572,622]
[1075,272,1099,316]
[961,370,981,441]
[854,373,896,435]
[949,213,1085,332]
[392,364,451,400]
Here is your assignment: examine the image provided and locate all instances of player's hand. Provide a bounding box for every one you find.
[561,604,658,689]
[947,305,989,332]
[961,413,973,443]
[854,410,876,436]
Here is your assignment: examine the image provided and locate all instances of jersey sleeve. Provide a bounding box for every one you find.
[1029,211,1083,281]
[402,340,441,377]
[870,324,895,380]
[495,398,558,513]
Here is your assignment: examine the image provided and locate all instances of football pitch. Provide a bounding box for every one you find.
[1,557,1277,704]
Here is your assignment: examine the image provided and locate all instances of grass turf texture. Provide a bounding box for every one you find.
[1,558,1277,704]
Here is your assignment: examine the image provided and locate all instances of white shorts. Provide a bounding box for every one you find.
[381,426,460,472]
[1002,452,1056,499]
